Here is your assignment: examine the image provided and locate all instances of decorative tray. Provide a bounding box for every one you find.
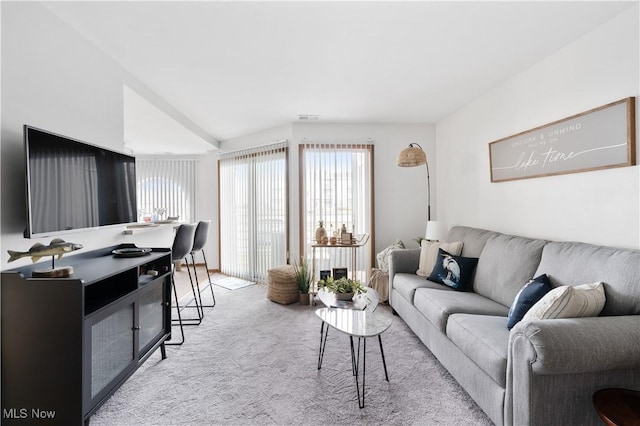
[112,247,152,257]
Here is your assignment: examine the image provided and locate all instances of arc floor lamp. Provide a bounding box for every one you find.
[397,143,445,241]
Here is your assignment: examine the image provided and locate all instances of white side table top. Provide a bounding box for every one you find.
[316,287,380,311]
[315,308,392,338]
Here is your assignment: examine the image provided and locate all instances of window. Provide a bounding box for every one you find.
[300,142,374,283]
[136,157,197,222]
[219,142,288,282]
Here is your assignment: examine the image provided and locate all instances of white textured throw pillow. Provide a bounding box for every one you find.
[416,240,464,277]
[376,239,405,272]
[522,282,606,321]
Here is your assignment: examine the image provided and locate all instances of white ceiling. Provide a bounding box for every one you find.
[43,1,635,154]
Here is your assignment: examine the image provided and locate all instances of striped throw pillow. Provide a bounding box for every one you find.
[522,282,605,321]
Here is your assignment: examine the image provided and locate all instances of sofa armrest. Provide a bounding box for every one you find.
[388,248,420,277]
[510,315,640,374]
[388,248,420,305]
[506,315,640,426]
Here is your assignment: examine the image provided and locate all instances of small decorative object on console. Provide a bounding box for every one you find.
[112,242,152,258]
[7,238,83,263]
[7,238,84,278]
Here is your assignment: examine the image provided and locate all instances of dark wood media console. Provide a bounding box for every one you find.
[1,246,173,425]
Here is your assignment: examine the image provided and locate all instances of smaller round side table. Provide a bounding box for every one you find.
[593,388,640,426]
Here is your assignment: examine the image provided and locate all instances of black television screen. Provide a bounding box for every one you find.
[24,125,137,238]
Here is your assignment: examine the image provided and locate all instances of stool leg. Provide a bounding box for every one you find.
[190,252,206,313]
[166,273,185,346]
[201,249,216,307]
[172,257,203,325]
[185,255,204,321]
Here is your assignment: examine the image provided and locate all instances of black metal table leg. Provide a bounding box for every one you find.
[378,334,389,381]
[318,321,329,370]
[314,307,392,410]
[350,336,357,376]
[354,337,367,409]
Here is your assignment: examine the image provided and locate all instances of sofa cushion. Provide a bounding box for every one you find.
[522,282,606,321]
[534,241,640,316]
[428,249,478,291]
[446,314,510,387]
[393,273,451,304]
[447,226,498,258]
[414,288,510,333]
[473,234,546,307]
[416,240,463,277]
[507,274,552,330]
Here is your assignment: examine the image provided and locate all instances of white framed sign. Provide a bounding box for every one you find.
[489,97,636,182]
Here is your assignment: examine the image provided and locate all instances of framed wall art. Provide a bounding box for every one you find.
[489,97,636,182]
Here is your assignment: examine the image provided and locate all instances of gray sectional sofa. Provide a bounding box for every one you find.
[388,226,640,426]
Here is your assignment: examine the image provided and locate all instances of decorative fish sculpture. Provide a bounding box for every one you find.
[7,238,83,263]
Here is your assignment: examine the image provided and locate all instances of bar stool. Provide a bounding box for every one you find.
[166,223,201,346]
[190,220,216,308]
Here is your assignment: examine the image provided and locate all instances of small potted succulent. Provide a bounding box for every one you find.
[318,276,367,301]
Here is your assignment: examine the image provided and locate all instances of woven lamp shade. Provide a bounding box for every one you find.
[397,145,427,167]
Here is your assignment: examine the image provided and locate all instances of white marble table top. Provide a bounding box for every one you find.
[315,307,392,338]
[316,287,380,311]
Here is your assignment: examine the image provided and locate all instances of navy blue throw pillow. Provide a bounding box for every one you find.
[507,274,552,330]
[428,249,478,291]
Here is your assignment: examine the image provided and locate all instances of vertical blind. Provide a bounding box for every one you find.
[300,142,373,284]
[136,157,197,222]
[219,142,288,282]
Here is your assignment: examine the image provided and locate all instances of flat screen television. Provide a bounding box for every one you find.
[23,125,137,238]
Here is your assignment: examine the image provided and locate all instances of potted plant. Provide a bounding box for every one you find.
[292,257,311,305]
[318,276,367,301]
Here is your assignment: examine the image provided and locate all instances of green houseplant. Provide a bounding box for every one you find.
[291,257,311,305]
[318,276,367,300]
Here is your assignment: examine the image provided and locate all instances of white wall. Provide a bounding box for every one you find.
[192,152,220,269]
[0,2,215,270]
[436,5,640,249]
[222,122,436,262]
[1,2,129,270]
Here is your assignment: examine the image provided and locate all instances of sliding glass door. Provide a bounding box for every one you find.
[219,143,288,282]
[300,142,373,283]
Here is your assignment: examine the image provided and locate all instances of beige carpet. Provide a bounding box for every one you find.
[90,284,493,425]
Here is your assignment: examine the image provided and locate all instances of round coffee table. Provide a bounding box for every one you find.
[315,287,391,408]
